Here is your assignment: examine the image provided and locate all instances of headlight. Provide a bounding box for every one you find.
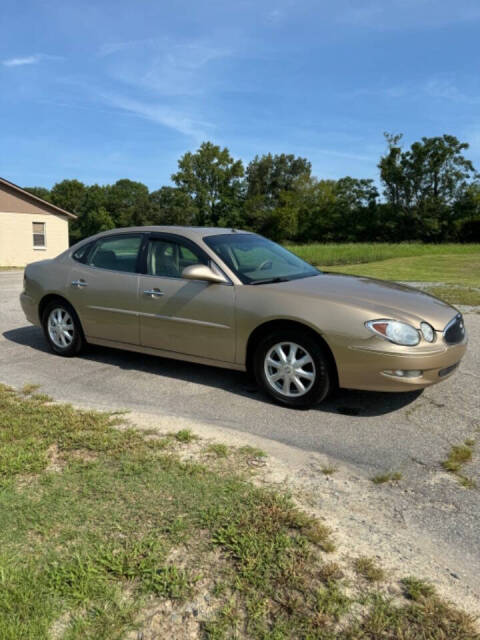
[366,319,420,346]
[420,322,435,342]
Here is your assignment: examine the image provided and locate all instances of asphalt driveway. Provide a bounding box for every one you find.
[1,270,479,600]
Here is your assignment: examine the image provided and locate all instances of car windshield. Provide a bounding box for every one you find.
[203,233,320,284]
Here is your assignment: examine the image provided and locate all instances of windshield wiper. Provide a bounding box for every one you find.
[250,276,289,285]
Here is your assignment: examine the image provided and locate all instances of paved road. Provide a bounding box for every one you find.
[1,270,479,595]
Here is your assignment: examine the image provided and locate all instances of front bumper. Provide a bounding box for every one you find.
[334,338,467,392]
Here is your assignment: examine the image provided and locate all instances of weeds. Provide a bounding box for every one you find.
[442,440,476,488]
[371,471,403,484]
[401,576,436,601]
[237,445,266,458]
[353,556,386,583]
[175,429,196,443]
[321,466,338,475]
[206,443,229,458]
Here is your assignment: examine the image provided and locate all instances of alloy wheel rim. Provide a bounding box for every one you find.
[48,308,74,349]
[264,342,316,397]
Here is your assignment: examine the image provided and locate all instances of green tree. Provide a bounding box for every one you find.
[453,181,480,241]
[50,179,87,215]
[294,179,337,242]
[149,187,196,226]
[172,142,244,227]
[78,206,115,240]
[245,153,311,203]
[295,177,378,242]
[106,179,150,227]
[244,153,311,240]
[75,185,113,240]
[23,186,52,202]
[379,133,477,240]
[335,177,379,241]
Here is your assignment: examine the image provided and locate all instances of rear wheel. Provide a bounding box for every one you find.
[254,330,331,408]
[42,300,84,357]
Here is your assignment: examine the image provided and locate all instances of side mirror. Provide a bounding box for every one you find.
[182,264,227,284]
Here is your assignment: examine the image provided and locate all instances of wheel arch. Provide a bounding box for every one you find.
[39,294,85,339]
[245,319,339,388]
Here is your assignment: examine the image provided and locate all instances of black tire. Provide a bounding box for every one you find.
[254,330,331,408]
[42,299,84,357]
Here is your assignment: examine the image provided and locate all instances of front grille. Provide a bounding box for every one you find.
[443,314,465,345]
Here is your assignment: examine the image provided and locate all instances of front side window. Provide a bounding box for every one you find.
[147,238,207,278]
[88,235,143,273]
[204,233,320,284]
[33,222,46,248]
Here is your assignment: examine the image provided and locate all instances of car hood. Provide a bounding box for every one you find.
[269,274,458,330]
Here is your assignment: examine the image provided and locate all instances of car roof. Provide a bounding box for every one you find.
[92,226,253,241]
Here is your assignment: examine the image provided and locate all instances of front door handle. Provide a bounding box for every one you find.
[71,280,88,288]
[144,288,164,297]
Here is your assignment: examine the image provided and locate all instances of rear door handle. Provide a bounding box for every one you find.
[71,280,88,288]
[144,288,164,297]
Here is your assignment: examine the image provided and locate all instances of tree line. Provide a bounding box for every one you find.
[26,133,480,244]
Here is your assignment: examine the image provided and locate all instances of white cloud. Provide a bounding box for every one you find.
[2,53,63,67]
[98,92,212,141]
[98,37,230,96]
[3,55,40,67]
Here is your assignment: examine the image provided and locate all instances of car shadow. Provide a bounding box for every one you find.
[3,325,423,417]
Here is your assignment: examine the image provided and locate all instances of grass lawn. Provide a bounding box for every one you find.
[287,243,480,306]
[287,242,480,267]
[326,254,480,286]
[0,384,478,639]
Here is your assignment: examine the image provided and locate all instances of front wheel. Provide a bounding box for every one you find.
[254,330,331,408]
[42,300,84,357]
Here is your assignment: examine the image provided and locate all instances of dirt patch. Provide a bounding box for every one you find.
[45,444,98,472]
[127,546,230,640]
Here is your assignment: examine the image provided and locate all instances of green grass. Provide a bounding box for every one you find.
[237,445,267,458]
[0,385,478,639]
[205,443,230,458]
[371,472,403,485]
[401,577,436,601]
[423,285,480,306]
[174,428,196,443]
[287,242,480,267]
[441,440,476,488]
[321,466,338,475]
[353,557,386,583]
[287,243,480,299]
[327,254,480,287]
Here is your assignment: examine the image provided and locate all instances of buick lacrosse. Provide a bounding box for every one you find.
[20,227,467,408]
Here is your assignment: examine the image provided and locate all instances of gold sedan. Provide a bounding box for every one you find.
[20,227,467,408]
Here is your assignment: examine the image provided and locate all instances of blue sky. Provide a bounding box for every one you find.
[2,0,480,191]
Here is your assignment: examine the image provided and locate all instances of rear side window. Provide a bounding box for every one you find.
[88,235,143,273]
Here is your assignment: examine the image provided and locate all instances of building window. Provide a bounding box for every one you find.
[33,222,46,248]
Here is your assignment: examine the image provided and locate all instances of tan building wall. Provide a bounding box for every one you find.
[0,180,73,266]
[0,211,70,267]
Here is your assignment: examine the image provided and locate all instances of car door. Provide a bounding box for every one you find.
[68,233,144,345]
[138,234,236,363]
